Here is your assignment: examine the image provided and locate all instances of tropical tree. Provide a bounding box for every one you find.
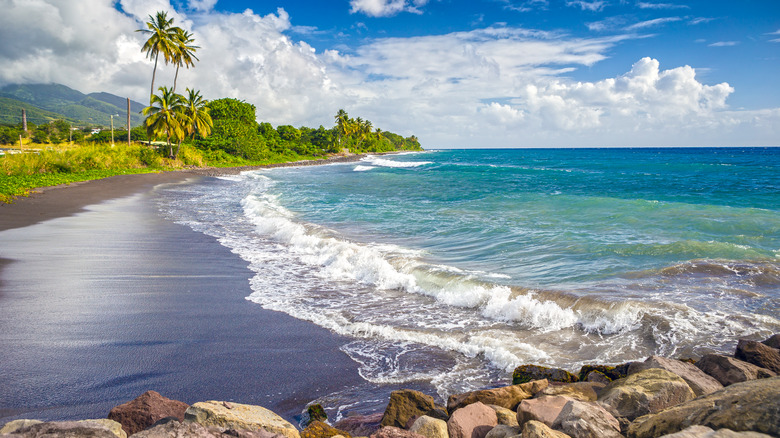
[143,86,187,157]
[172,29,199,93]
[334,109,349,149]
[137,11,183,104]
[176,88,212,159]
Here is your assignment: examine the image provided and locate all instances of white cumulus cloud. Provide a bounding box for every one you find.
[349,0,429,17]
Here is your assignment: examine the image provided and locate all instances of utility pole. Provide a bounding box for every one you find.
[127,98,131,146]
[22,109,27,133]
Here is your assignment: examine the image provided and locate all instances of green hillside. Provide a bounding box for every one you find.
[0,83,144,127]
[0,97,81,126]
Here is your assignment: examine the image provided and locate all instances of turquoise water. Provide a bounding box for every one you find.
[160,147,779,407]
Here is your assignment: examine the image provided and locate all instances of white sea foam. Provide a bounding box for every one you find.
[363,156,432,168]
[354,165,376,172]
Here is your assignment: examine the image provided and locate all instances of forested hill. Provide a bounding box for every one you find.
[0,83,145,127]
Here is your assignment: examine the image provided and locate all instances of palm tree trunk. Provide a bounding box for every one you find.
[150,52,159,104]
[174,139,182,160]
[173,65,179,93]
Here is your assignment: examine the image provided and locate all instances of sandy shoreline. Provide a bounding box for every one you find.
[0,155,372,424]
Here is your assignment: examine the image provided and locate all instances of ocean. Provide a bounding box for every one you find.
[157,147,780,418]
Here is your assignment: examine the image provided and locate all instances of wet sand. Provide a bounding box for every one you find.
[0,171,363,424]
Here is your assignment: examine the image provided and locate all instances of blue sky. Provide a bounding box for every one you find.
[1,0,779,147]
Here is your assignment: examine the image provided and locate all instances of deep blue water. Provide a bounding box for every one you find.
[159,147,780,412]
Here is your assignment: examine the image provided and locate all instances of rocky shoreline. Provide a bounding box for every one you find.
[2,335,778,438]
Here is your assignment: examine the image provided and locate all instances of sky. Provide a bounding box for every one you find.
[0,0,778,148]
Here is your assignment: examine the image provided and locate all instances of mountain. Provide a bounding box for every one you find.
[0,97,81,126]
[0,83,145,128]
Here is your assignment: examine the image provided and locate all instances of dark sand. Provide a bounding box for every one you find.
[0,171,363,424]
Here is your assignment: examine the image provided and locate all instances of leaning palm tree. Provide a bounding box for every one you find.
[175,88,212,159]
[137,11,183,104]
[171,29,199,93]
[143,86,187,158]
[334,109,349,149]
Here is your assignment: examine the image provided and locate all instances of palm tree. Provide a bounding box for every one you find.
[334,109,349,149]
[172,29,199,93]
[143,86,187,158]
[175,88,212,159]
[137,11,183,104]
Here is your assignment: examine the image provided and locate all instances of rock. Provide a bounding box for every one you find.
[627,376,780,438]
[371,426,426,438]
[306,404,328,426]
[335,413,384,437]
[762,334,780,349]
[584,371,611,385]
[447,402,498,438]
[521,421,572,438]
[484,424,521,438]
[734,339,780,374]
[487,405,519,427]
[1,420,123,438]
[551,400,622,438]
[107,390,189,436]
[628,356,723,397]
[657,425,774,437]
[598,368,696,421]
[577,364,631,382]
[185,401,300,438]
[535,382,599,402]
[301,421,352,438]
[695,354,776,386]
[513,366,577,385]
[516,396,572,428]
[381,390,437,429]
[0,420,42,434]
[409,416,449,438]
[131,419,219,438]
[447,380,548,413]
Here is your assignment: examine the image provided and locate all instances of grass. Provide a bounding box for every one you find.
[0,142,332,203]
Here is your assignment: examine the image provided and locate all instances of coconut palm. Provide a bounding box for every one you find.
[143,86,187,158]
[171,29,199,93]
[334,109,350,149]
[137,11,183,104]
[175,88,212,159]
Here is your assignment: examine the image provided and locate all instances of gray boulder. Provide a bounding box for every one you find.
[409,416,449,438]
[598,368,695,421]
[734,339,780,374]
[695,354,776,386]
[371,426,426,438]
[185,401,299,438]
[0,420,123,438]
[762,334,780,349]
[628,356,723,397]
[335,413,384,437]
[657,425,774,437]
[551,400,623,438]
[627,376,780,438]
[485,424,521,438]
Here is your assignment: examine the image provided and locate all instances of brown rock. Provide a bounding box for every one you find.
[521,421,572,438]
[301,421,353,438]
[371,426,427,438]
[695,354,776,386]
[447,402,498,438]
[184,401,299,438]
[584,371,611,385]
[0,420,43,435]
[535,382,599,402]
[107,390,189,436]
[628,356,723,397]
[627,376,780,438]
[734,340,780,374]
[2,420,120,438]
[551,400,622,438]
[513,366,577,385]
[598,368,695,421]
[381,390,437,429]
[131,420,220,438]
[484,424,521,438]
[577,364,631,382]
[447,380,548,413]
[487,405,519,427]
[762,334,780,349]
[517,396,571,428]
[335,413,384,437]
[409,416,449,438]
[656,425,774,437]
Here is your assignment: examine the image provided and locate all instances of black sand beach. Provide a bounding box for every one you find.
[0,172,363,424]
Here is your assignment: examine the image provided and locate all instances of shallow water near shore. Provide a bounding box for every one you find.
[157,147,780,418]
